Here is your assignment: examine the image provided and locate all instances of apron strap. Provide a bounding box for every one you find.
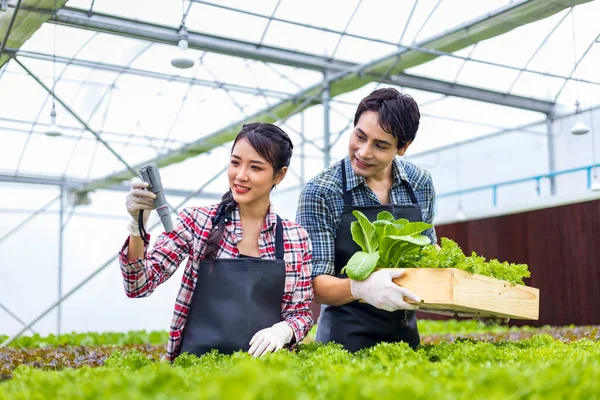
[341,159,353,206]
[341,158,419,205]
[275,215,284,260]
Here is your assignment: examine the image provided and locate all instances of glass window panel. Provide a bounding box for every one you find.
[275,0,359,32]
[91,0,182,26]
[345,0,415,44]
[20,24,96,59]
[0,130,28,172]
[262,21,341,56]
[217,0,280,15]
[75,33,151,66]
[404,55,466,82]
[454,61,521,93]
[185,4,269,43]
[509,71,566,102]
[411,0,512,44]
[421,97,540,130]
[0,68,49,121]
[333,36,398,64]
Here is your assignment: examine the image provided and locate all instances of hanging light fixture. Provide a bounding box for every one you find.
[569,1,590,136]
[570,101,590,135]
[45,102,61,137]
[171,25,195,69]
[45,0,62,137]
[171,1,195,69]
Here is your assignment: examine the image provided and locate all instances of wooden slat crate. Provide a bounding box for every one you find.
[392,268,539,320]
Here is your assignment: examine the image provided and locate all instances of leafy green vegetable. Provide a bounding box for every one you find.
[343,211,531,285]
[341,251,380,280]
[402,237,531,285]
[350,210,378,252]
[343,210,432,279]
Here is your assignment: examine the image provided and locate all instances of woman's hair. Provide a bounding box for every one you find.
[203,122,293,261]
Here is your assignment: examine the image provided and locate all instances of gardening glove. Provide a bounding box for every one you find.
[248,321,294,357]
[125,181,156,235]
[350,269,421,312]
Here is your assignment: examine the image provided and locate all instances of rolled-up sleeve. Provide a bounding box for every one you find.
[296,182,337,279]
[119,208,197,298]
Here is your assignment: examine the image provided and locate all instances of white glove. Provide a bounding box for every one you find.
[125,181,156,235]
[350,269,421,312]
[248,321,294,357]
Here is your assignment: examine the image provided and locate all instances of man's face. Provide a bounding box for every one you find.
[348,110,409,181]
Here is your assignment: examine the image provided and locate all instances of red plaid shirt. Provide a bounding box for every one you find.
[119,204,314,361]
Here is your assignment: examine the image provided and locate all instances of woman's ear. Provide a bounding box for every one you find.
[274,166,288,186]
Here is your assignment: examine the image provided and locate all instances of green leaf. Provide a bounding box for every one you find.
[377,211,395,222]
[396,222,433,237]
[378,234,432,268]
[373,220,393,243]
[341,251,379,281]
[351,210,378,252]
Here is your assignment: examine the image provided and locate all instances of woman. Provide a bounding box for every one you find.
[119,123,313,361]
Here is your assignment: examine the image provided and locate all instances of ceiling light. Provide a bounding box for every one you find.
[45,103,62,137]
[571,121,590,135]
[171,26,195,69]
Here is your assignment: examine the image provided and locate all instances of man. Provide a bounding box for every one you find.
[296,87,436,352]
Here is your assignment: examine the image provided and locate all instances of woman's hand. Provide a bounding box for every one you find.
[126,181,156,227]
[248,321,293,357]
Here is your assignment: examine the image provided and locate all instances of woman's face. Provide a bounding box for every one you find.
[228,138,286,207]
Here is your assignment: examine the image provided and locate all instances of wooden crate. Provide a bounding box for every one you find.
[392,268,539,320]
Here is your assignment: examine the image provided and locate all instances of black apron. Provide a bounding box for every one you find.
[316,159,423,352]
[179,216,285,357]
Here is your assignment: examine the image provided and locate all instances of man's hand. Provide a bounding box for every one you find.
[350,269,421,312]
[248,321,293,357]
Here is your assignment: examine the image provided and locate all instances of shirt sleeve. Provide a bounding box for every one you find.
[295,182,337,279]
[118,208,198,298]
[421,171,438,245]
[281,227,314,344]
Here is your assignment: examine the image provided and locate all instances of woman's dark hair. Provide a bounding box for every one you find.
[203,122,293,261]
[354,88,420,149]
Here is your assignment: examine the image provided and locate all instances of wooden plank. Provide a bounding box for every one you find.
[392,268,539,320]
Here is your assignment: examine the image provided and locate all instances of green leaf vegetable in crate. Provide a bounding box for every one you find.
[342,210,531,285]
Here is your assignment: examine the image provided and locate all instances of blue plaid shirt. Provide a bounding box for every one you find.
[296,156,437,279]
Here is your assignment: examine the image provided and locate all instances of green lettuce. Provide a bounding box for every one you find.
[342,210,432,280]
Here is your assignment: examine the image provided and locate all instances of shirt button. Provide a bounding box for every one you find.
[232,234,237,240]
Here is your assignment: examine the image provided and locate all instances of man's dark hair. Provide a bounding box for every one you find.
[354,88,420,149]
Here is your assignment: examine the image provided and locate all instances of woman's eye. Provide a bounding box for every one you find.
[251,165,262,170]
[230,160,239,165]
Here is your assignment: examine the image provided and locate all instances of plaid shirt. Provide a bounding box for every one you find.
[296,155,437,279]
[119,204,313,361]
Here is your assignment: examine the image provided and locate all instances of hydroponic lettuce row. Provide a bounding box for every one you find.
[1,330,600,399]
[343,210,531,285]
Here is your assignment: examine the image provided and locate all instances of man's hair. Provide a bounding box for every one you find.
[354,88,420,149]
